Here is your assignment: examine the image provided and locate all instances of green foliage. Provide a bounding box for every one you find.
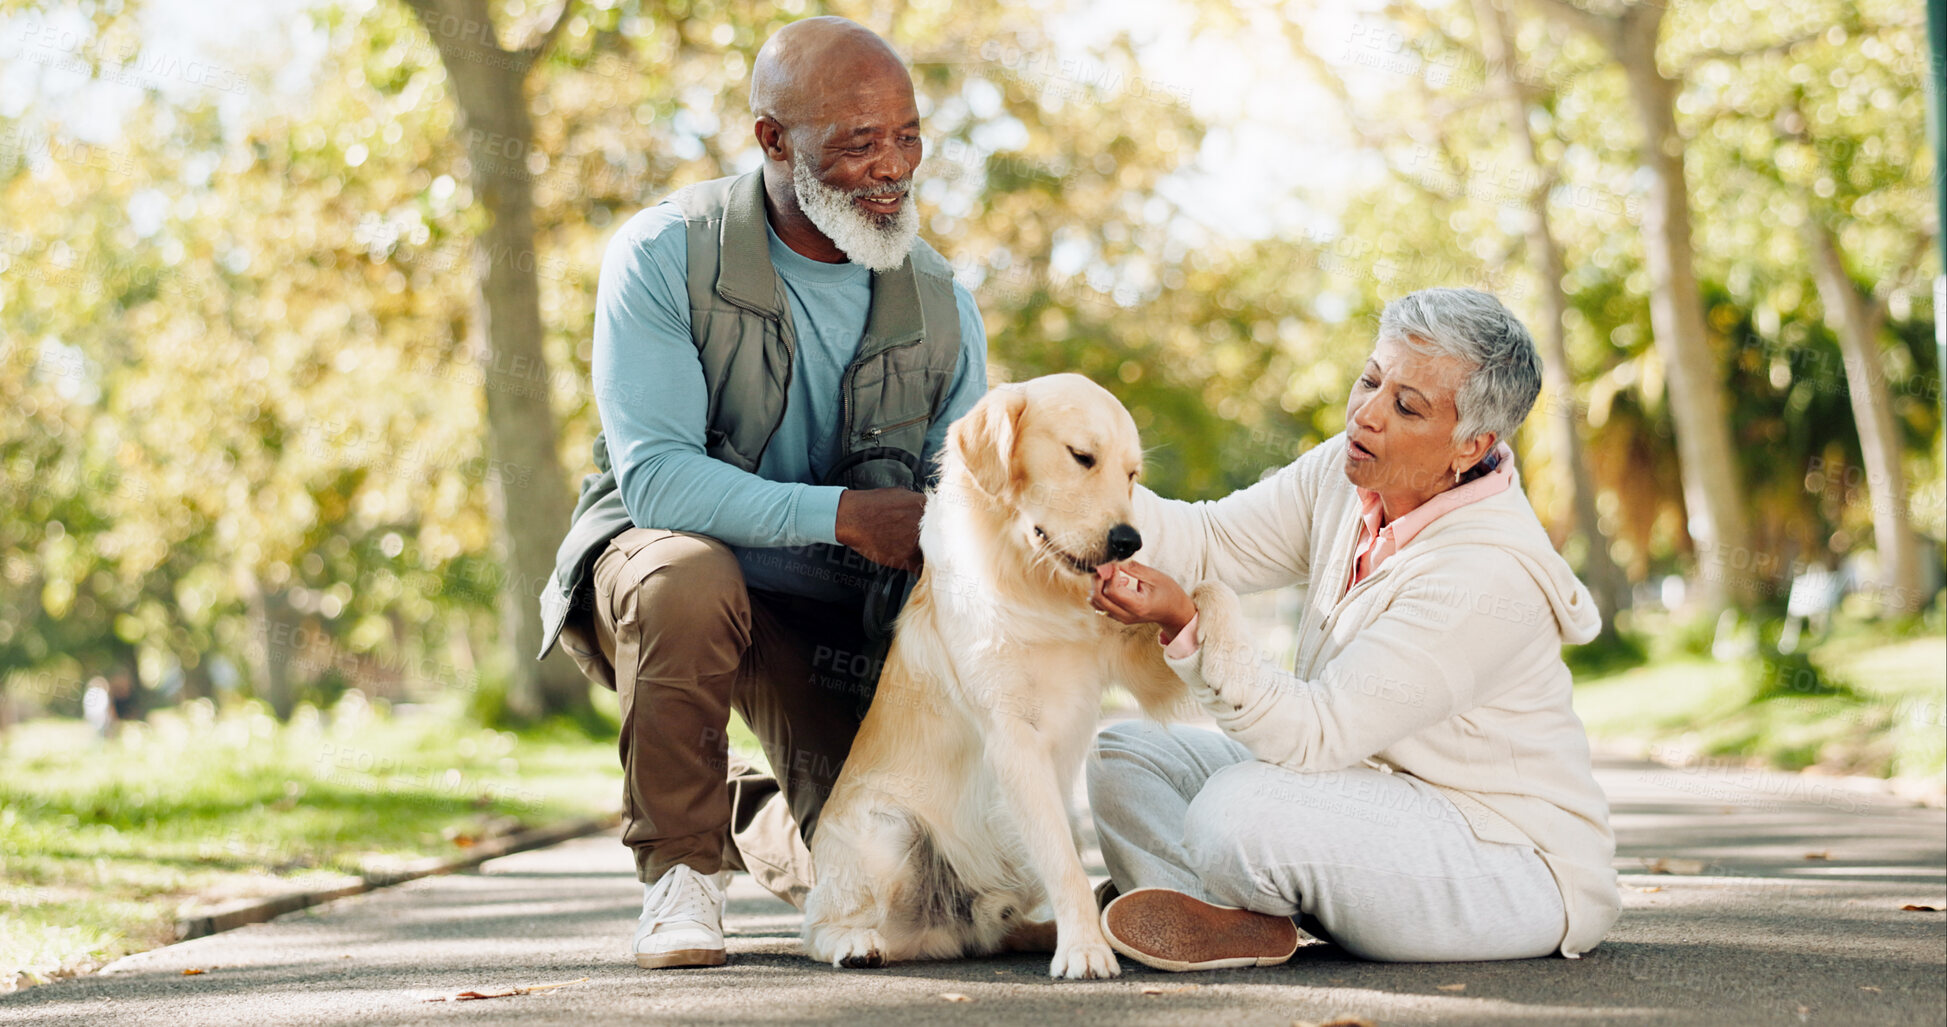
[0,696,617,985]
[1748,626,1862,703]
[1564,628,1648,679]
[1,0,1939,720]
[1574,618,1943,779]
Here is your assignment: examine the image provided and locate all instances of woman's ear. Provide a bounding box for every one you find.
[1454,431,1497,475]
[949,387,1027,496]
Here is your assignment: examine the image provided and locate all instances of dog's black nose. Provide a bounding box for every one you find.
[1106,523,1142,561]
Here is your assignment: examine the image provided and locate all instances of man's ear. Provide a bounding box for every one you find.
[754,116,789,163]
[949,387,1027,496]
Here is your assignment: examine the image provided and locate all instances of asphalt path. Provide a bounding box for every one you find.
[3,755,1942,1027]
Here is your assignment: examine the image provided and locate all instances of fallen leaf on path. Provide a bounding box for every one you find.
[938,992,972,1003]
[1634,886,1663,893]
[1141,984,1200,996]
[182,969,205,976]
[1802,851,1830,860]
[424,977,590,1002]
[1899,904,1942,912]
[1436,983,1466,992]
[1641,857,1706,875]
[1859,986,1881,992]
[1293,1017,1376,1027]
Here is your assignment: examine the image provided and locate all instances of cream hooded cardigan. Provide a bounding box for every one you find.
[1131,433,1620,956]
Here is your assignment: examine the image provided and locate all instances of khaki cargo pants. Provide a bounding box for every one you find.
[558,528,880,909]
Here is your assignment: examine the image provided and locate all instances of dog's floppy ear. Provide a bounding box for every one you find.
[949,386,1028,496]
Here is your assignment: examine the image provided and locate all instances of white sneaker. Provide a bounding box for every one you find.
[633,865,732,968]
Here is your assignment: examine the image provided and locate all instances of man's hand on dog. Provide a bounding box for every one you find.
[836,488,925,573]
[1091,560,1197,641]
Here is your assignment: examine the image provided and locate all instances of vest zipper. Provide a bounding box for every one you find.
[839,336,926,454]
[858,411,931,443]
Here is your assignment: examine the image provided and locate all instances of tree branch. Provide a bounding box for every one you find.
[1866,229,1938,327]
[1282,22,1441,158]
[403,0,501,55]
[517,0,576,66]
[1678,28,1829,75]
[1517,0,1616,45]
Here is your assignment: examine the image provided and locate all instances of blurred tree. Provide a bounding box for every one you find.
[1471,0,1630,629]
[1522,0,1756,611]
[1278,1,1633,626]
[1676,2,1935,613]
[396,0,582,721]
[3,0,1937,727]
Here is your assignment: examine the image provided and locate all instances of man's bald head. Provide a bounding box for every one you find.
[750,17,924,271]
[750,17,911,134]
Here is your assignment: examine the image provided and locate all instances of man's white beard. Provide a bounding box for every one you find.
[791,152,919,274]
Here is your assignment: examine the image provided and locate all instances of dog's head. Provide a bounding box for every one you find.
[945,373,1145,577]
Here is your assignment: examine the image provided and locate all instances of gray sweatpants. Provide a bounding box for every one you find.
[1087,721,1567,962]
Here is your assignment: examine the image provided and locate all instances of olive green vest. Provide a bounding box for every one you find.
[538,170,963,658]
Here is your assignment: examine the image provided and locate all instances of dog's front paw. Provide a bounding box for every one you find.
[827,927,889,969]
[1049,938,1120,980]
[1190,581,1243,642]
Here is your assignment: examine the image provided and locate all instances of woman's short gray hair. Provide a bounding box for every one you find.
[1377,287,1543,447]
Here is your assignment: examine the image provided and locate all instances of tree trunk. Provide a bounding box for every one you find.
[1609,4,1758,611]
[1476,0,1632,631]
[405,0,586,721]
[1806,219,1925,614]
[250,584,302,720]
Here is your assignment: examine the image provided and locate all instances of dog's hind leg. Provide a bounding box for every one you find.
[802,805,921,969]
[958,885,1045,957]
[999,918,1059,954]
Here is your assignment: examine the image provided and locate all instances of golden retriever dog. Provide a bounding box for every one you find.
[801,373,1186,980]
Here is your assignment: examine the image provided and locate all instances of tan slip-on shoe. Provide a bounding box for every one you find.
[1100,887,1301,972]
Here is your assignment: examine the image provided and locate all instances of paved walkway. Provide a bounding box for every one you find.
[3,756,1942,1026]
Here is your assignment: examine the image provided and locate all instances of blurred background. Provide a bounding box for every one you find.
[1,0,1940,989]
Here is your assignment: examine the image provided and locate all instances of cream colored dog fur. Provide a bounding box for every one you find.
[801,373,1185,980]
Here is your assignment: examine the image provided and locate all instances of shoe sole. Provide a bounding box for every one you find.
[635,948,727,969]
[1101,887,1300,972]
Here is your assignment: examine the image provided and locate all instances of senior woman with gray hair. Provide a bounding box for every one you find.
[1087,287,1619,971]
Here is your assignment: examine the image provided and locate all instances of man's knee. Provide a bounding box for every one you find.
[610,531,750,664]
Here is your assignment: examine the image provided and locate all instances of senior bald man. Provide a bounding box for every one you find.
[537,17,987,969]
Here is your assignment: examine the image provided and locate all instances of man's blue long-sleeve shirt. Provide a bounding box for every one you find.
[590,201,988,602]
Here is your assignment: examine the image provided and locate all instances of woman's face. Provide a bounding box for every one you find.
[1343,334,1488,516]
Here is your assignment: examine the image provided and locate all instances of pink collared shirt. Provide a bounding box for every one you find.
[1349,441,1515,589]
[1162,442,1517,659]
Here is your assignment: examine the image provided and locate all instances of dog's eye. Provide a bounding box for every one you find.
[1068,448,1095,469]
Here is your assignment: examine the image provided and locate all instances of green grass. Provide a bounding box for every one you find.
[0,696,624,989]
[1572,614,1947,781]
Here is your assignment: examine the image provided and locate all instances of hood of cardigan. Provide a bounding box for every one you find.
[1402,461,1605,647]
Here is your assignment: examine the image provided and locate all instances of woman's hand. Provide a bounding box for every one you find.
[1090,560,1198,641]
